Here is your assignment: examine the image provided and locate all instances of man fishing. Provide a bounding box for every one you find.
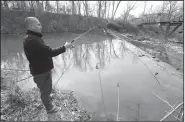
[23,17,73,113]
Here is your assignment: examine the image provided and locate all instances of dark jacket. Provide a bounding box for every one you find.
[23,30,66,75]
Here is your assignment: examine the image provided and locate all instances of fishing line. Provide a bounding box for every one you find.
[4,26,105,119]
[2,69,30,72]
[3,26,103,84]
[22,27,104,120]
[16,75,32,83]
[109,30,163,89]
[54,26,103,87]
[53,63,71,88]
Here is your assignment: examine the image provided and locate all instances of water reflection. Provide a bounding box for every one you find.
[55,38,127,72]
[1,37,183,121]
[1,37,127,88]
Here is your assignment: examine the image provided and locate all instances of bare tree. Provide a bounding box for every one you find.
[82,1,89,16]
[45,1,53,12]
[88,4,95,16]
[157,1,181,39]
[2,1,9,10]
[111,1,115,19]
[142,1,147,15]
[16,1,21,10]
[72,1,76,15]
[76,1,81,15]
[96,1,107,18]
[107,1,111,19]
[121,1,137,23]
[145,4,154,23]
[29,1,35,11]
[158,1,179,21]
[20,1,26,11]
[97,1,102,18]
[104,1,107,19]
[112,1,122,19]
[165,1,179,21]
[56,1,59,13]
[41,1,44,8]
[35,1,44,18]
[100,1,106,19]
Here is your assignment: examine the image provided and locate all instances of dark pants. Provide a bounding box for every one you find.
[33,71,53,111]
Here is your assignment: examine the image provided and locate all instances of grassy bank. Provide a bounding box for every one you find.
[1,71,92,121]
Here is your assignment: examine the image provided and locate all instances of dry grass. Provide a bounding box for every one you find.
[1,72,92,121]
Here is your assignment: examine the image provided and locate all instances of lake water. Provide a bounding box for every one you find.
[1,33,183,121]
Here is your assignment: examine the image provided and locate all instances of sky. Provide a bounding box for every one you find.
[49,1,183,18]
[118,1,163,17]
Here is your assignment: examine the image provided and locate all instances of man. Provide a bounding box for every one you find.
[23,17,73,113]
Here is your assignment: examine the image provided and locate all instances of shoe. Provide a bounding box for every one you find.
[47,106,61,114]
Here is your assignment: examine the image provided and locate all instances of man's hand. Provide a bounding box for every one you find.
[64,42,74,49]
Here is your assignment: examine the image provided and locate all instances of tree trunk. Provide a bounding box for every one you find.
[16,1,21,10]
[113,1,121,19]
[45,1,48,11]
[98,1,102,18]
[107,2,110,19]
[143,1,146,15]
[85,1,88,16]
[20,1,26,11]
[12,2,15,9]
[104,1,107,19]
[56,1,59,13]
[30,1,35,11]
[3,1,9,9]
[82,1,88,16]
[72,1,75,15]
[112,1,115,19]
[78,1,81,15]
[41,1,44,8]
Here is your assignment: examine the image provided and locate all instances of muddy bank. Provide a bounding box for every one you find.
[111,31,183,72]
[1,73,92,121]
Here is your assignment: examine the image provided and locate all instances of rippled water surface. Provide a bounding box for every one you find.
[1,33,183,121]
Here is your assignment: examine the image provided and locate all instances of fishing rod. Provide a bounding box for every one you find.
[3,26,103,85]
[14,26,105,119]
[51,26,104,89]
[71,26,102,43]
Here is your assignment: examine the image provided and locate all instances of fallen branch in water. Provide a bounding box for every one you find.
[111,41,121,59]
[160,102,183,121]
[151,91,174,109]
[164,110,181,121]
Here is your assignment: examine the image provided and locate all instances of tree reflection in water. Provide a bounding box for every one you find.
[1,37,132,88]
